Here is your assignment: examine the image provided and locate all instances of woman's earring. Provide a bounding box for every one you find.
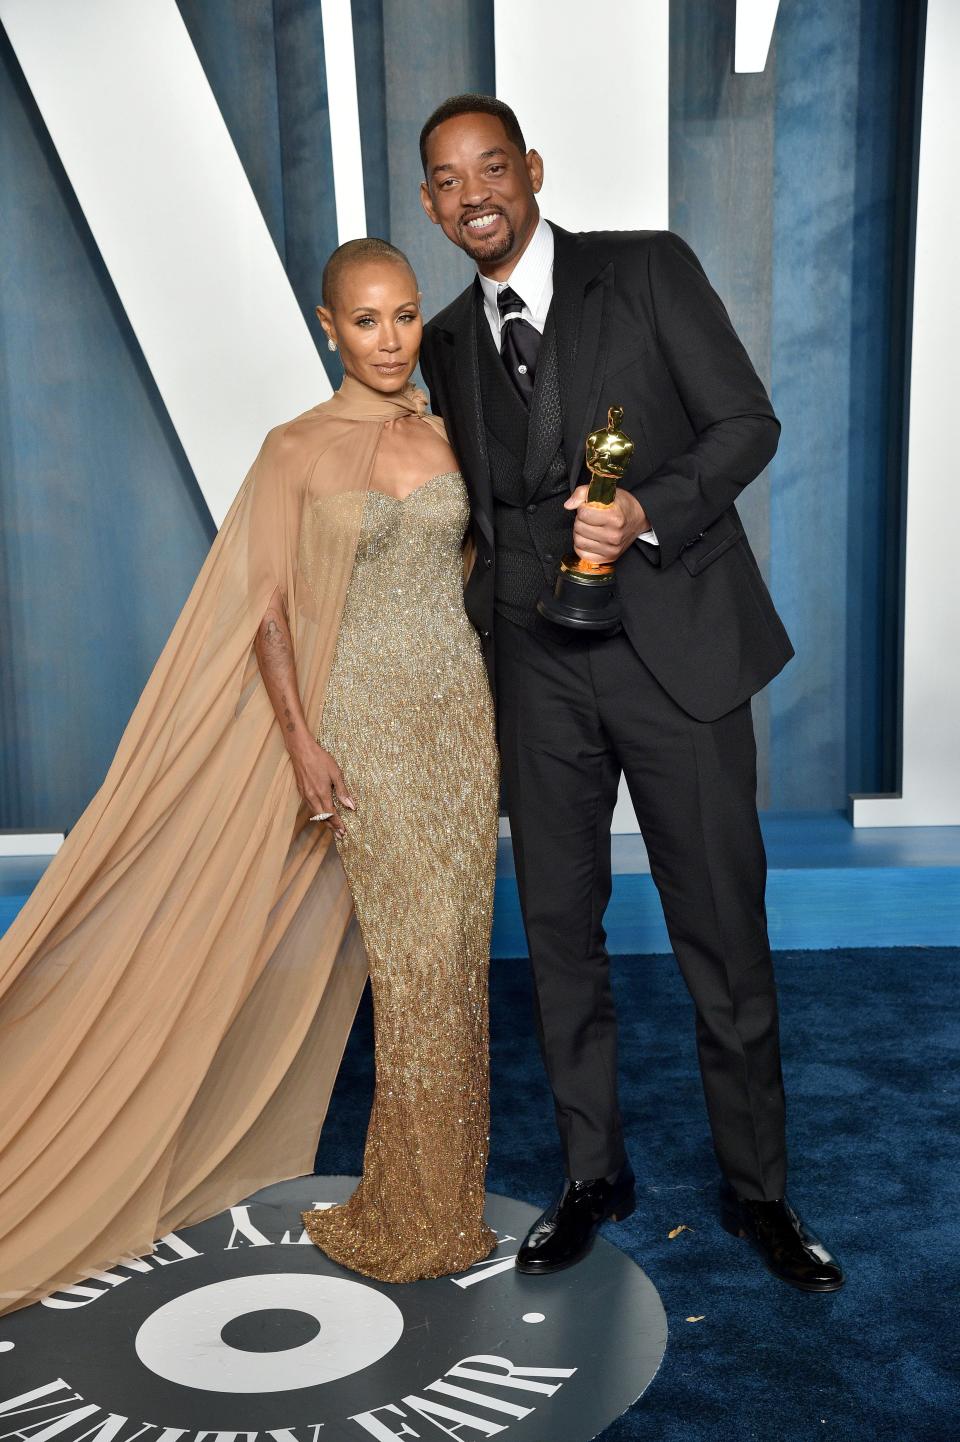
[327,337,337,353]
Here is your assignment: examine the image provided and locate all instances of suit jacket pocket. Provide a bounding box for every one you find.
[679,511,743,576]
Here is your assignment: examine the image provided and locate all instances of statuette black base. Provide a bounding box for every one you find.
[537,564,622,634]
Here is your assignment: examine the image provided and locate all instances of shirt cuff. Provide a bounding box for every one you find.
[636,529,659,547]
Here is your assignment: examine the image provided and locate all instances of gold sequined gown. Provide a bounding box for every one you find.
[302,471,499,1282]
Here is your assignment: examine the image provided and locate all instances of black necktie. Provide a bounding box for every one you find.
[497,285,541,406]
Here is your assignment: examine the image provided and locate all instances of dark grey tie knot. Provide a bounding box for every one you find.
[497,285,526,322]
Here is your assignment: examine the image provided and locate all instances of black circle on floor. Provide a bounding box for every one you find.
[0,1176,667,1439]
[220,1306,321,1352]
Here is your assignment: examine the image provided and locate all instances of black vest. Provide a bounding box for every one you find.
[475,292,573,627]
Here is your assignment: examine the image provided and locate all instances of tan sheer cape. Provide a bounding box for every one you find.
[0,375,447,1313]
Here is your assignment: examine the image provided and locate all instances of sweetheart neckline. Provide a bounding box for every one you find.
[366,470,462,504]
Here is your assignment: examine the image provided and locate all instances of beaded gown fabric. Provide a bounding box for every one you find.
[302,472,499,1281]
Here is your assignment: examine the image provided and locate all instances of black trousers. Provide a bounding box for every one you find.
[495,614,788,1201]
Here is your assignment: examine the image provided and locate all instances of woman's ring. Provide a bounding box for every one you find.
[310,812,334,822]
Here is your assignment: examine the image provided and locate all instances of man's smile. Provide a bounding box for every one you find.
[464,212,502,232]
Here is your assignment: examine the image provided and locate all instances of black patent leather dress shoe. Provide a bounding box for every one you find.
[516,1166,636,1275]
[720,1181,845,1292]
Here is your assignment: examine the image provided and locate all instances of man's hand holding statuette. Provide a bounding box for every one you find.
[564,485,651,565]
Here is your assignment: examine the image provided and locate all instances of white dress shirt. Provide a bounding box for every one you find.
[476,215,658,547]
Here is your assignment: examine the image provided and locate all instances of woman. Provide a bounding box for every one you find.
[295,241,499,1280]
[0,238,497,1310]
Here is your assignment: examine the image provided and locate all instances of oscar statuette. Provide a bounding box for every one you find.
[537,405,636,633]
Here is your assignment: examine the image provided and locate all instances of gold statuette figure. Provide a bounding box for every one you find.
[537,405,635,633]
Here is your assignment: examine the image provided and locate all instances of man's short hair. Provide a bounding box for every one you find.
[321,236,413,309]
[419,95,527,177]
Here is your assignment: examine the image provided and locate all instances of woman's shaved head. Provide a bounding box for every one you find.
[321,236,415,309]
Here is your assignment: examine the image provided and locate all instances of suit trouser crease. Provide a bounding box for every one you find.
[499,620,626,1179]
[623,716,781,1199]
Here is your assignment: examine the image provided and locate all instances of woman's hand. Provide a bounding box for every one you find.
[288,737,355,839]
[253,587,356,839]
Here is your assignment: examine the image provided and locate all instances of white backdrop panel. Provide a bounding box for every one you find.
[493,0,668,236]
[852,0,960,826]
[0,0,333,526]
[495,0,668,832]
[320,0,368,245]
[734,0,781,73]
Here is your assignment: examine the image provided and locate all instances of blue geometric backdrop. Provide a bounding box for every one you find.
[0,0,920,829]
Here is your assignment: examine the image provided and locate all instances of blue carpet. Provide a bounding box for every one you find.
[315,947,960,1440]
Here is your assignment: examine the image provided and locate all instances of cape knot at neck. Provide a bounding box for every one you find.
[333,373,429,421]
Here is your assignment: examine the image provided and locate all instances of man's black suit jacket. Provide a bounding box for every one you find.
[419,222,793,722]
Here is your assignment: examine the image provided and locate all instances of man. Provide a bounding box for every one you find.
[417,94,842,1293]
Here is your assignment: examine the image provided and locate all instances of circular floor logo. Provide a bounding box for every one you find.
[0,1176,667,1441]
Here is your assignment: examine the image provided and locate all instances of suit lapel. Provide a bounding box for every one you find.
[551,223,614,489]
[436,280,494,547]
